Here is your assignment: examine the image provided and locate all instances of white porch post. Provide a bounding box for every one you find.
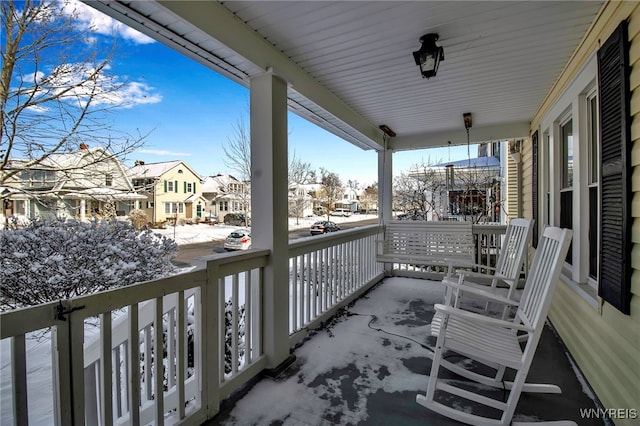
[80,199,86,221]
[378,145,393,225]
[379,146,393,274]
[250,72,291,370]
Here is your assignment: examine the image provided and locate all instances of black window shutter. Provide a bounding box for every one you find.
[531,131,539,248]
[597,20,632,315]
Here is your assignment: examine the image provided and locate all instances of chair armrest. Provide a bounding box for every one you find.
[441,278,520,306]
[455,264,497,274]
[434,303,533,332]
[454,269,515,286]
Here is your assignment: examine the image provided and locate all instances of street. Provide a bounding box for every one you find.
[172,217,378,267]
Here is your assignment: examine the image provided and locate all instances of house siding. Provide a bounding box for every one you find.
[527,2,640,423]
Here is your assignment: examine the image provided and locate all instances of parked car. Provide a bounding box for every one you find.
[310,221,341,235]
[223,229,251,251]
[224,213,250,226]
[204,215,219,225]
[330,208,352,217]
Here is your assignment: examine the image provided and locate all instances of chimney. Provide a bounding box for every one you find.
[135,160,145,166]
[79,143,89,150]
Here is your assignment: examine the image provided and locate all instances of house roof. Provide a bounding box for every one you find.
[201,174,244,193]
[434,155,501,169]
[5,147,137,194]
[9,147,118,170]
[184,193,207,203]
[129,160,203,181]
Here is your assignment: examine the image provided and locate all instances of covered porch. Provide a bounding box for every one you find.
[1,1,638,425]
[0,224,602,425]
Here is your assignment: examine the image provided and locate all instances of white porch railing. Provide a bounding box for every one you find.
[1,249,269,426]
[288,225,385,342]
[0,222,508,425]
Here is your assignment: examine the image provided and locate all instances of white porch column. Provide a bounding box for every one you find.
[250,72,291,371]
[378,145,393,225]
[79,199,86,221]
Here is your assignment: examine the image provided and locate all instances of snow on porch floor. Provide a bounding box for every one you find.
[207,277,606,426]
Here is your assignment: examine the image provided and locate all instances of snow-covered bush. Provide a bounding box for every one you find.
[0,218,178,310]
[128,208,148,230]
[100,201,116,221]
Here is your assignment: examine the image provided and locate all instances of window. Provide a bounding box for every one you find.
[560,119,573,189]
[167,180,174,192]
[587,92,599,281]
[164,202,184,214]
[559,118,573,264]
[531,131,539,247]
[536,21,631,315]
[21,169,55,186]
[219,201,228,211]
[186,182,193,193]
[146,201,154,209]
[105,174,113,187]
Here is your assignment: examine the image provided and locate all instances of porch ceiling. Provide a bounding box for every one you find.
[89,1,604,151]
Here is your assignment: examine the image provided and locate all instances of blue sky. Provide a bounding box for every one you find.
[65,1,474,186]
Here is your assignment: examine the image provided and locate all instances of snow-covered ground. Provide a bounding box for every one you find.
[153,214,380,246]
[0,213,380,425]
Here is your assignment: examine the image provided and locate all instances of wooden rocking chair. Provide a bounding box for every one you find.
[417,226,573,425]
[443,218,533,319]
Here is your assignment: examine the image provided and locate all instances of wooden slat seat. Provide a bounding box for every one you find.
[376,221,475,272]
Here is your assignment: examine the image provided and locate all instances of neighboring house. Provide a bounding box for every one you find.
[129,160,206,223]
[288,183,319,218]
[201,174,249,222]
[407,143,503,222]
[335,187,359,212]
[0,145,142,223]
[358,184,378,213]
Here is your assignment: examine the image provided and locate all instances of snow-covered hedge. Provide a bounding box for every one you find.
[0,218,178,310]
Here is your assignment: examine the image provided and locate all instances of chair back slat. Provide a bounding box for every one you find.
[516,226,572,329]
[494,218,533,281]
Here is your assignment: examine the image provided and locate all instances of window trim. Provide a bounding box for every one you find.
[538,54,600,310]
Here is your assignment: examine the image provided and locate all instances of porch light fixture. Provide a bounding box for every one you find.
[379,124,396,137]
[463,112,472,167]
[463,112,472,129]
[413,33,444,79]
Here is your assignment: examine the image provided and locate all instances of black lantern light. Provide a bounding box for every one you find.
[413,33,444,79]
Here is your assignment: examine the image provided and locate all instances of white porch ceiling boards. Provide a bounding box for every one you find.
[88,1,604,152]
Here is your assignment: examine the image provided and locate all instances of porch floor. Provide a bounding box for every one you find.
[208,277,605,425]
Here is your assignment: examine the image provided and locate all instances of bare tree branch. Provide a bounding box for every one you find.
[319,168,342,220]
[222,117,251,181]
[1,0,152,197]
